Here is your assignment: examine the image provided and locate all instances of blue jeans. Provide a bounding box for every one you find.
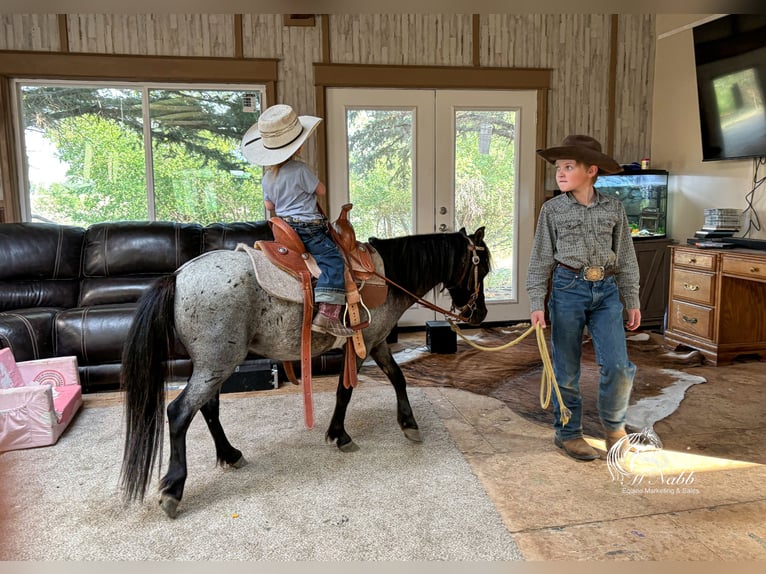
[548,266,636,441]
[289,220,347,305]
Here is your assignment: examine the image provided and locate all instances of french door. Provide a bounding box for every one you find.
[326,88,536,326]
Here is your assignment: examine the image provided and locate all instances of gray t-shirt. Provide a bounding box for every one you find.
[262,159,322,220]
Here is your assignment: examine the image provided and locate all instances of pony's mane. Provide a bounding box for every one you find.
[369,233,468,293]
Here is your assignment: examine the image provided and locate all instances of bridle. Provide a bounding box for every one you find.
[449,237,486,322]
[366,235,486,323]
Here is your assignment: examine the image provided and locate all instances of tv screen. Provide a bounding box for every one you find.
[693,15,766,161]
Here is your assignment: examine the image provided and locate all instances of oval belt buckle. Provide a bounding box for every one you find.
[583,265,605,281]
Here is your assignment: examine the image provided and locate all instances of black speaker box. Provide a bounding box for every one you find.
[426,320,456,354]
[221,358,280,393]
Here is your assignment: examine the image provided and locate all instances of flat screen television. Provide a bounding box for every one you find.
[692,14,766,161]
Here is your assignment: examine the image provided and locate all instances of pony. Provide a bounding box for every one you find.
[119,227,491,518]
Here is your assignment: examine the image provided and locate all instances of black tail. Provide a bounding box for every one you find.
[119,275,177,503]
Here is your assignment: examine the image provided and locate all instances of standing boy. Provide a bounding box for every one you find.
[526,135,641,461]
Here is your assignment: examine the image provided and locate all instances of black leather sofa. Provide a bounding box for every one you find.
[0,220,286,393]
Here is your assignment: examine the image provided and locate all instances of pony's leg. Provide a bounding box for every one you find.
[158,387,196,518]
[369,341,422,443]
[160,382,228,518]
[200,393,247,469]
[325,368,360,453]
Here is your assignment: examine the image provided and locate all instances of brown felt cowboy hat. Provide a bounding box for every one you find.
[241,104,322,167]
[537,134,622,175]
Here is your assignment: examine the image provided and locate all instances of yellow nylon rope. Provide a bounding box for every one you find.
[447,321,571,427]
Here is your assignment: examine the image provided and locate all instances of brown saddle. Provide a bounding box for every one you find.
[253,204,388,428]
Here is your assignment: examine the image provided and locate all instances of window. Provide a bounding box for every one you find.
[15,80,266,226]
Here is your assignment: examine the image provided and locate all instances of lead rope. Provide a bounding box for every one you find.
[446,320,571,427]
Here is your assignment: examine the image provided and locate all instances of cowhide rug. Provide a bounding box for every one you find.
[372,325,706,437]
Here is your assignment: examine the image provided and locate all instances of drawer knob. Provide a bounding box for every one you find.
[751,267,759,273]
[683,283,700,291]
[687,258,696,264]
[682,315,698,325]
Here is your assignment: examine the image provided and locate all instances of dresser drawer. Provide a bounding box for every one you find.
[721,255,766,281]
[673,248,716,271]
[671,268,715,305]
[668,300,714,340]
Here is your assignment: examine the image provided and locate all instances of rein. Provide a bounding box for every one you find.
[446,321,571,426]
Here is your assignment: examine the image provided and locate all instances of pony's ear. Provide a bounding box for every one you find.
[473,226,486,243]
[458,227,467,236]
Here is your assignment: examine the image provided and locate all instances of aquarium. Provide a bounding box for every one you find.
[594,169,668,238]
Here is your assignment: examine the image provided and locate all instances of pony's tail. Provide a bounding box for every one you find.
[119,275,177,503]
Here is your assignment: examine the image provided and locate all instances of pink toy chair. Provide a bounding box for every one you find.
[0,349,82,452]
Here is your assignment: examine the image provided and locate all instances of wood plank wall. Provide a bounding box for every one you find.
[0,12,655,194]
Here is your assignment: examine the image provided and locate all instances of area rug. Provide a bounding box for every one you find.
[0,386,521,561]
[380,326,706,437]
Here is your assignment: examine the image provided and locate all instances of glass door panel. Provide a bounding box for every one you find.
[436,90,537,322]
[344,108,414,239]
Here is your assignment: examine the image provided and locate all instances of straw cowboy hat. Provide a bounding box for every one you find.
[537,134,622,175]
[241,104,322,167]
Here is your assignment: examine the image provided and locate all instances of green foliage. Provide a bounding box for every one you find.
[34,114,147,225]
[24,86,264,226]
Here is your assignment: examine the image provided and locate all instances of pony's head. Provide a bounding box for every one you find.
[446,227,491,325]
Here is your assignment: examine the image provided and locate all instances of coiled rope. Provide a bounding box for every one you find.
[446,320,571,426]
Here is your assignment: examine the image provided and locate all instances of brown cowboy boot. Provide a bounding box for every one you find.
[554,436,599,461]
[311,303,354,337]
[604,428,628,453]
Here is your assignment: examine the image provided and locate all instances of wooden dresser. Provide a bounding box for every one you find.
[664,245,766,365]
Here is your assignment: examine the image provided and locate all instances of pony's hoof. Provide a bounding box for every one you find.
[403,428,423,442]
[229,456,248,469]
[338,440,360,453]
[160,494,180,519]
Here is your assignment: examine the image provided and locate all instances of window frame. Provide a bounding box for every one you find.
[0,51,278,222]
[13,79,268,223]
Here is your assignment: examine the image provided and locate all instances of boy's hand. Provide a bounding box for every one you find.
[531,310,546,329]
[625,308,641,331]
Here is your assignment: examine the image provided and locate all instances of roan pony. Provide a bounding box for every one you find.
[120,227,491,518]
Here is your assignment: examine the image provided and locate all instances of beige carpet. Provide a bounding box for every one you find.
[0,386,521,561]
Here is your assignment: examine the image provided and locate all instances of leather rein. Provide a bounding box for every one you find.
[358,236,485,323]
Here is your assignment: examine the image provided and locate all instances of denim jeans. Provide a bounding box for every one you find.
[548,266,636,441]
[289,220,347,305]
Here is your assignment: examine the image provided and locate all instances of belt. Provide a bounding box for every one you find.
[281,216,326,225]
[557,263,615,281]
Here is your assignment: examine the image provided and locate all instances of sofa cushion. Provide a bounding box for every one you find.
[0,223,85,281]
[203,221,272,252]
[55,303,189,364]
[0,309,59,361]
[78,276,167,306]
[0,223,85,311]
[54,303,140,364]
[0,279,80,312]
[82,221,204,278]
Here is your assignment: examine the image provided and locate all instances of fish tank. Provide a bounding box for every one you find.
[594,169,669,238]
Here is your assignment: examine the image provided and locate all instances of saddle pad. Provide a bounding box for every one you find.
[236,243,303,304]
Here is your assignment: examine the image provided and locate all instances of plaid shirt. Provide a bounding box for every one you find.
[526,191,641,312]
